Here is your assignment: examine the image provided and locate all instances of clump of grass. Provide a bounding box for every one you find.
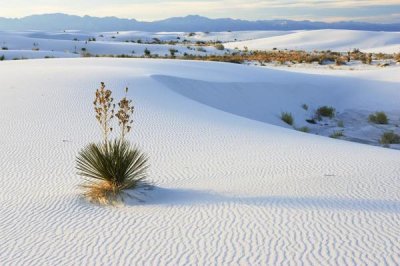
[281,112,294,125]
[330,130,344,139]
[316,106,336,119]
[369,111,388,124]
[77,140,149,204]
[297,126,309,133]
[77,82,149,205]
[380,131,400,145]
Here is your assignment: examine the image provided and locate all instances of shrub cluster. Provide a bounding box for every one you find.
[380,132,400,145]
[369,112,388,124]
[316,106,335,119]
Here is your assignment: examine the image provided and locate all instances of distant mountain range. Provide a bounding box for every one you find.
[0,13,399,32]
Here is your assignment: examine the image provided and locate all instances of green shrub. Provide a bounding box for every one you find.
[281,112,294,125]
[144,48,151,56]
[0,55,4,61]
[316,106,336,119]
[369,112,388,124]
[77,140,149,204]
[380,132,400,145]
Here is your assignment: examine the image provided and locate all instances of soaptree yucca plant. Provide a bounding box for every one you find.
[77,82,149,204]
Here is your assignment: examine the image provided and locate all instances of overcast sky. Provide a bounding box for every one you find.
[1,0,400,23]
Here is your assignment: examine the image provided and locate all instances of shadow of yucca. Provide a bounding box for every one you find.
[126,186,400,213]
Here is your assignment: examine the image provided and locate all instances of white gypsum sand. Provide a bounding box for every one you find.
[225,29,400,53]
[0,58,399,265]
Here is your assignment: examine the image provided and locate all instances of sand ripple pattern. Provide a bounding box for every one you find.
[0,59,399,265]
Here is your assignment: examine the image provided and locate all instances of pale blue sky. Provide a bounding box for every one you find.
[1,0,400,23]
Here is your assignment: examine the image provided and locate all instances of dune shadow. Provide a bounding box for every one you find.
[125,186,400,213]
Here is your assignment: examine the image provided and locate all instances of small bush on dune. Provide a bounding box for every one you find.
[215,44,225,51]
[369,111,388,124]
[316,106,335,119]
[380,132,400,145]
[281,112,294,125]
[0,55,4,61]
[330,130,344,139]
[77,82,149,205]
[144,48,151,56]
[297,126,309,133]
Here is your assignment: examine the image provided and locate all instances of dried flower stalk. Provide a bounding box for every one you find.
[116,87,134,139]
[93,82,115,144]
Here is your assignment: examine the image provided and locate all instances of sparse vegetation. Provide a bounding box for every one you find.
[281,112,294,125]
[169,48,178,57]
[215,44,225,50]
[380,131,400,145]
[301,104,308,111]
[297,126,309,133]
[330,130,344,139]
[77,82,150,205]
[144,48,151,56]
[369,111,388,124]
[316,106,336,119]
[0,55,4,61]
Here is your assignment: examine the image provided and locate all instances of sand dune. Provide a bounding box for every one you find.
[0,58,399,264]
[226,29,400,53]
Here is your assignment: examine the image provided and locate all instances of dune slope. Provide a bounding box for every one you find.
[225,29,400,53]
[0,58,399,265]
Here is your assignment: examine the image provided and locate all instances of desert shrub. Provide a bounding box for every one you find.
[301,104,308,111]
[297,126,309,133]
[369,112,388,124]
[395,53,400,62]
[330,130,344,139]
[169,48,178,57]
[77,82,148,204]
[1,46,8,50]
[380,132,400,144]
[215,44,225,50]
[77,139,149,204]
[144,48,151,56]
[0,55,4,61]
[281,112,294,125]
[335,58,345,66]
[316,106,335,119]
